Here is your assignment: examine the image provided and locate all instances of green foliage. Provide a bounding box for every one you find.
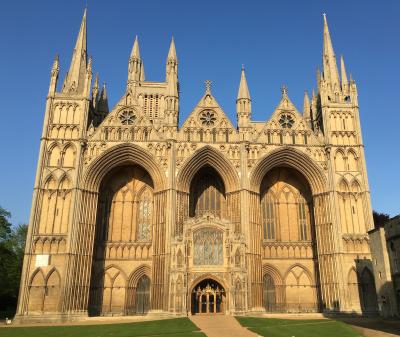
[373,210,390,229]
[0,318,205,337]
[236,317,360,337]
[0,206,28,318]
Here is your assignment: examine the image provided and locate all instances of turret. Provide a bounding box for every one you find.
[92,73,99,109]
[97,82,109,118]
[303,91,311,125]
[166,37,178,79]
[48,55,59,96]
[61,9,87,94]
[340,55,349,95]
[236,66,251,128]
[165,37,179,128]
[127,36,144,85]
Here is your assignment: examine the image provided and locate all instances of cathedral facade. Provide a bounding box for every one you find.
[16,11,380,321]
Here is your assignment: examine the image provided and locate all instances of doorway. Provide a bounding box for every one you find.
[191,279,225,315]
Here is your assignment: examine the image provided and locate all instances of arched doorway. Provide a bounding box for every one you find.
[191,279,226,315]
[135,275,151,314]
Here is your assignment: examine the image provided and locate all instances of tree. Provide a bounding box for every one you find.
[373,210,390,229]
[0,206,28,317]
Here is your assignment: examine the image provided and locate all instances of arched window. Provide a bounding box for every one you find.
[261,193,275,240]
[263,274,276,311]
[137,188,153,242]
[190,168,225,218]
[193,228,223,265]
[298,199,308,240]
[135,275,150,314]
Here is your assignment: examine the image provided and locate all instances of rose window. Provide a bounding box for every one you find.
[119,110,136,125]
[200,110,217,126]
[278,113,295,128]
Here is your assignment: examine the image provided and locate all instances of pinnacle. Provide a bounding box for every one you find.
[237,67,250,100]
[130,35,141,59]
[167,36,177,61]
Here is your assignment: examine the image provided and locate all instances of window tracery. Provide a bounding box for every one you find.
[193,228,223,265]
[278,113,295,128]
[200,110,217,126]
[119,110,136,125]
[137,189,153,242]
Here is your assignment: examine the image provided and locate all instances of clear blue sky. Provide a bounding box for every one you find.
[0,1,399,225]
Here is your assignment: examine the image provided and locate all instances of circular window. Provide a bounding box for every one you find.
[119,110,136,125]
[200,110,217,126]
[278,113,295,128]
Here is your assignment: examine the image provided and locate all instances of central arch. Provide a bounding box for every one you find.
[177,145,240,193]
[190,276,227,315]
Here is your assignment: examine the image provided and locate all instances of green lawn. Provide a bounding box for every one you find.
[236,317,362,337]
[0,317,205,337]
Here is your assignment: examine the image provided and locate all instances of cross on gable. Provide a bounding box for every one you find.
[205,80,212,95]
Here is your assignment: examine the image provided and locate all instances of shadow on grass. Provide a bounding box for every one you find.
[235,316,362,337]
[0,318,206,337]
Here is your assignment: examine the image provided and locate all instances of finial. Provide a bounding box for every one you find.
[205,80,212,95]
[281,84,288,97]
[241,64,245,71]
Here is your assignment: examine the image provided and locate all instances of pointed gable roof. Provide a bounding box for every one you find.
[181,82,236,131]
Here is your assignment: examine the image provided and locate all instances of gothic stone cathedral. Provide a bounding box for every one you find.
[16,11,380,322]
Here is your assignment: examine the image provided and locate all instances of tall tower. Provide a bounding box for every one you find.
[16,10,92,320]
[317,14,375,312]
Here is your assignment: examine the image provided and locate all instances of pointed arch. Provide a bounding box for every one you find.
[48,143,61,167]
[62,143,76,167]
[338,178,349,192]
[126,265,151,315]
[176,145,240,193]
[334,149,346,171]
[28,268,46,312]
[262,264,284,312]
[43,268,61,312]
[347,149,358,171]
[250,147,326,195]
[83,143,166,193]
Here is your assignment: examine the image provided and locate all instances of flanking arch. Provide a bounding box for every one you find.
[82,143,167,193]
[262,264,285,312]
[249,147,327,195]
[176,145,240,193]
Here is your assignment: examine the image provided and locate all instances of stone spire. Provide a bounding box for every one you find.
[128,35,144,83]
[237,66,251,100]
[62,9,87,94]
[340,55,349,94]
[322,14,340,91]
[48,54,59,95]
[92,73,99,108]
[236,66,252,128]
[166,37,178,78]
[97,82,109,116]
[303,91,311,120]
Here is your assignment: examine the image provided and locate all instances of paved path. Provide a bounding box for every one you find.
[190,315,259,337]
